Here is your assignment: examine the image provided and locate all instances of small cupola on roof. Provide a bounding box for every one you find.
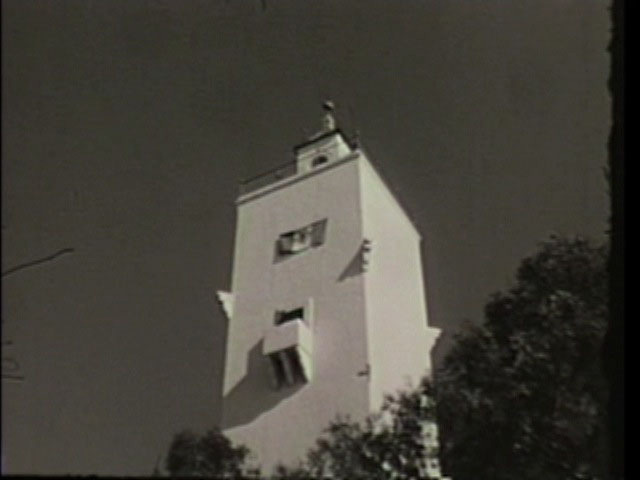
[294,101,354,174]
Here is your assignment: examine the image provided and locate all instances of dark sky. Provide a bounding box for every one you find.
[2,0,610,475]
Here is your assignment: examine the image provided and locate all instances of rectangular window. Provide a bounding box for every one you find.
[284,348,306,383]
[269,352,286,388]
[268,347,308,388]
[276,219,327,260]
[278,229,311,254]
[275,307,304,325]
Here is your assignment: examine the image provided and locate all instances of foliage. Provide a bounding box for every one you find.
[165,427,253,477]
[275,377,443,479]
[436,236,609,480]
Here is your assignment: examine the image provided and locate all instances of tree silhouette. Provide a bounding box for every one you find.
[436,236,609,480]
[275,378,444,479]
[165,428,252,477]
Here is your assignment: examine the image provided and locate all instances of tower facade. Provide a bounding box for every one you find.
[218,115,441,473]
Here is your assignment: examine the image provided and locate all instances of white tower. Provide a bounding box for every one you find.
[217,106,441,473]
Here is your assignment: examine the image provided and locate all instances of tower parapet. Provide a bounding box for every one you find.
[238,103,354,197]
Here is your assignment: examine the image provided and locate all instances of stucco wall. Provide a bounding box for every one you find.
[358,153,440,411]
[222,156,371,472]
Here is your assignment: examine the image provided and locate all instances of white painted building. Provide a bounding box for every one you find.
[218,108,443,475]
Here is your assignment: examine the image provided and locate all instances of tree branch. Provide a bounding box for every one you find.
[2,248,75,278]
